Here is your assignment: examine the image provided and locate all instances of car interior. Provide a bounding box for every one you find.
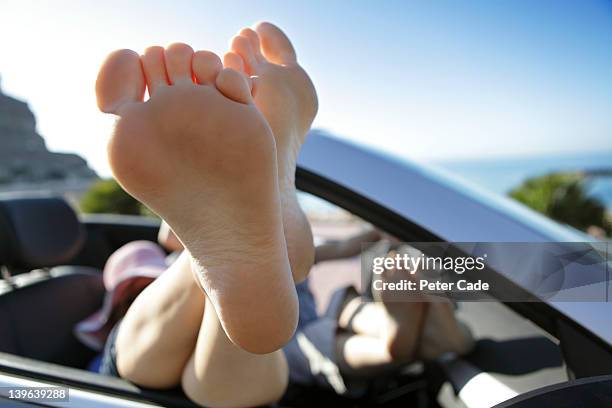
[0,189,609,407]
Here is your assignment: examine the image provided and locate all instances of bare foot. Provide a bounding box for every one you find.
[225,22,318,283]
[95,44,297,353]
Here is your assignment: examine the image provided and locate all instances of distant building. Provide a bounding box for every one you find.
[0,84,98,195]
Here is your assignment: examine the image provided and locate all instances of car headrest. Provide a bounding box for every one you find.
[0,196,85,271]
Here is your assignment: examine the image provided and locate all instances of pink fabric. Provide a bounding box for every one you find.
[102,241,167,290]
[75,241,168,351]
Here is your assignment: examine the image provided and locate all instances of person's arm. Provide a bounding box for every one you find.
[314,227,382,263]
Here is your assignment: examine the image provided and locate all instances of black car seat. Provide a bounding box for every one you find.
[0,195,105,368]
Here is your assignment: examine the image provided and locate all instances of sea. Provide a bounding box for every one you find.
[435,151,612,209]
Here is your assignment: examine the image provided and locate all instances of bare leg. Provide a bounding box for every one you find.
[115,251,289,406]
[337,297,473,374]
[336,333,400,377]
[339,298,386,337]
[335,247,473,374]
[337,301,426,375]
[182,295,288,408]
[115,252,203,388]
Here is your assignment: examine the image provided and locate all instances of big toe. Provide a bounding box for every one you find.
[215,68,252,105]
[254,22,297,65]
[96,49,145,114]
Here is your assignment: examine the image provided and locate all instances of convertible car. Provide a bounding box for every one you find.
[0,131,611,407]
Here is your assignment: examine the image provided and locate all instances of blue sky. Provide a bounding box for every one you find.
[1,0,611,176]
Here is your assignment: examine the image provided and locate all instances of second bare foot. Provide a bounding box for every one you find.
[226,22,318,282]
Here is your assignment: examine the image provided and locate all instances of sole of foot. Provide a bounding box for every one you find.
[226,22,318,282]
[96,43,297,353]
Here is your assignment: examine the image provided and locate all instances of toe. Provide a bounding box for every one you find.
[215,68,252,105]
[239,28,264,62]
[223,51,245,73]
[164,43,194,85]
[141,46,169,95]
[223,52,253,91]
[192,50,222,85]
[96,49,145,114]
[230,35,257,74]
[254,22,297,65]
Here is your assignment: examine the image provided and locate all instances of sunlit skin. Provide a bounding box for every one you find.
[97,42,298,355]
[338,250,474,373]
[225,23,318,285]
[94,23,318,407]
[337,297,474,372]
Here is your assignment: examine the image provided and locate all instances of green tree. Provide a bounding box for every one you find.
[80,178,153,216]
[509,173,610,235]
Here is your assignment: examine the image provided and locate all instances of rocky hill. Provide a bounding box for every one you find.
[0,86,98,188]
